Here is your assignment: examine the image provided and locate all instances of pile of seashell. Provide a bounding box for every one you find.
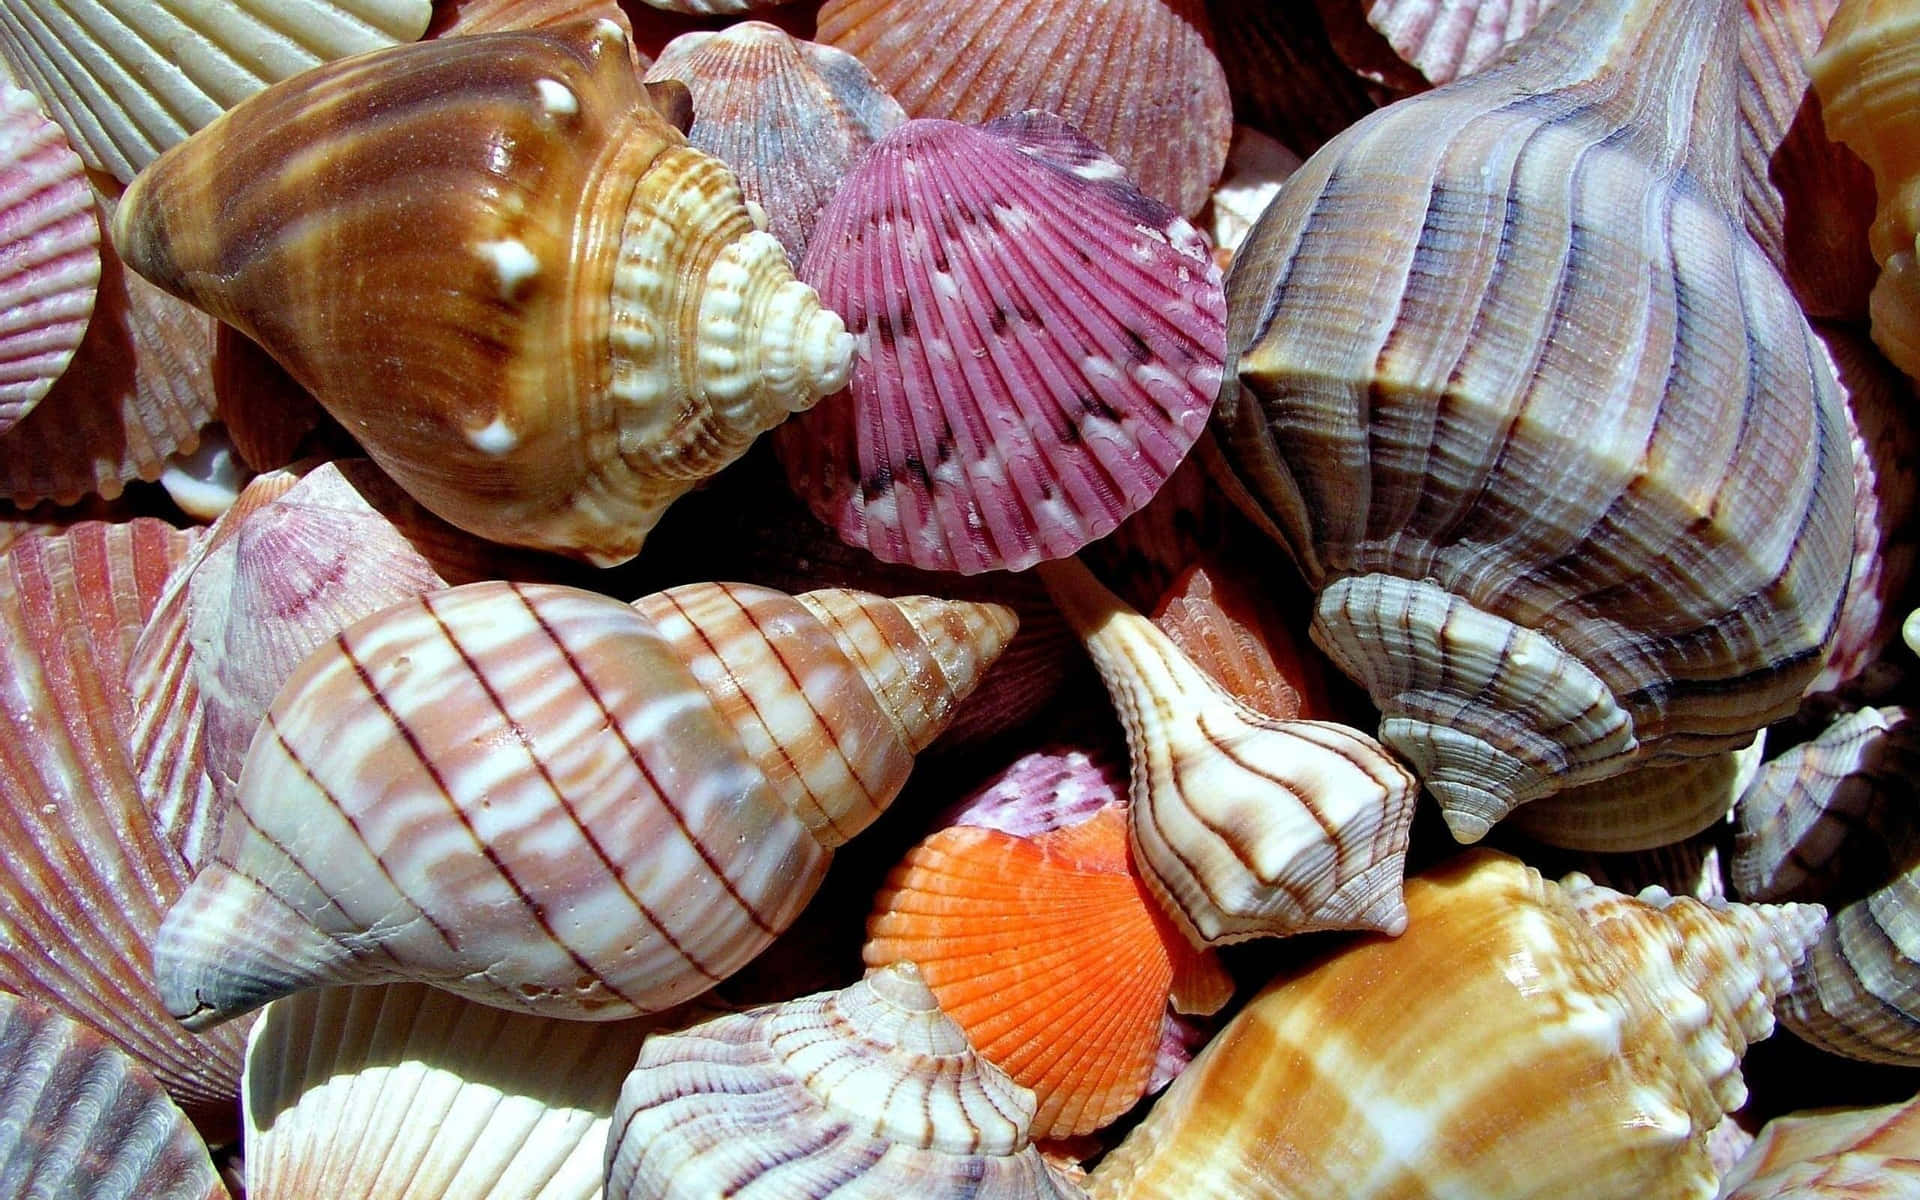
[2,0,1919,1196]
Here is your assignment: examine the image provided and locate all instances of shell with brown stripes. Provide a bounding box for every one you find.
[1207,0,1853,844]
[150,579,1017,1029]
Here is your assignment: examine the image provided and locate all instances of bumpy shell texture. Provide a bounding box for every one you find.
[110,22,852,565]
[1211,0,1854,841]
[606,963,1079,1199]
[779,113,1226,575]
[154,580,1015,1028]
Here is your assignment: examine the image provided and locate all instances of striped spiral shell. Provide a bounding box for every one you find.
[154,579,1016,1028]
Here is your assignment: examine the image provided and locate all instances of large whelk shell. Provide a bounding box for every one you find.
[0,0,431,184]
[864,795,1233,1138]
[1088,850,1824,1200]
[606,962,1080,1199]
[817,0,1230,217]
[1809,0,1920,379]
[0,989,227,1200]
[154,579,1016,1028]
[0,85,98,434]
[1211,0,1855,843]
[645,23,905,265]
[1732,705,1920,905]
[1718,1094,1920,1198]
[243,983,662,1199]
[0,521,248,1135]
[778,113,1227,576]
[1040,555,1416,945]
[111,23,852,565]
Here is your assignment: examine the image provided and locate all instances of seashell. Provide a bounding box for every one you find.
[1039,554,1417,946]
[128,461,463,872]
[1203,126,1304,270]
[1737,0,1879,323]
[1211,0,1855,843]
[1358,0,1555,84]
[1809,0,1920,379]
[939,744,1133,839]
[777,112,1228,576]
[1505,735,1764,853]
[158,426,250,522]
[243,983,664,1199]
[1146,561,1337,722]
[111,23,853,566]
[605,962,1082,1199]
[0,84,98,435]
[1087,849,1825,1200]
[0,520,249,1136]
[427,0,639,59]
[1733,706,1920,906]
[863,794,1234,1138]
[1806,324,1920,699]
[1717,1094,1920,1198]
[208,325,329,474]
[817,0,1231,217]
[645,23,905,265]
[1207,0,1388,155]
[0,0,431,183]
[0,187,218,507]
[153,578,1016,1028]
[1781,868,1920,1065]
[0,989,228,1200]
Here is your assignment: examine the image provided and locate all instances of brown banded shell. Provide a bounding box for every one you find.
[0,520,248,1136]
[644,23,905,264]
[1087,850,1824,1199]
[0,0,432,183]
[1718,1094,1920,1198]
[1211,0,1855,843]
[111,22,852,565]
[0,990,227,1200]
[1505,738,1763,853]
[154,579,1016,1028]
[1040,555,1416,946]
[817,0,1231,217]
[1809,0,1920,379]
[0,84,97,435]
[1779,852,1920,1066]
[605,963,1082,1199]
[244,983,664,1199]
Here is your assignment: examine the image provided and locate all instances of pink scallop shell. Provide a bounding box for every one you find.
[778,113,1226,575]
[1362,0,1554,85]
[0,86,97,435]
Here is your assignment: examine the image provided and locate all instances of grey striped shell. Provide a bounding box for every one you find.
[606,962,1081,1199]
[154,579,1016,1028]
[1210,0,1853,842]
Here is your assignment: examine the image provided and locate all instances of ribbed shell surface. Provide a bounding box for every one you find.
[0,86,96,434]
[0,0,431,182]
[780,113,1226,575]
[645,23,905,264]
[1213,0,1854,832]
[0,521,247,1134]
[0,990,226,1200]
[159,580,824,1024]
[816,0,1231,216]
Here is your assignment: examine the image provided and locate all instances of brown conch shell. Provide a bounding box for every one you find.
[111,22,852,565]
[606,962,1082,1199]
[1040,555,1417,946]
[1210,0,1854,842]
[154,579,1016,1028]
[1088,850,1824,1199]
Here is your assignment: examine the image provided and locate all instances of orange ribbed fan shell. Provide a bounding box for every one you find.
[865,806,1230,1138]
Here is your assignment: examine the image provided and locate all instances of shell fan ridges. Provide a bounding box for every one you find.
[1211,0,1855,840]
[779,112,1227,575]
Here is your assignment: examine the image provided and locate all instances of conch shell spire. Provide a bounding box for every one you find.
[109,22,852,564]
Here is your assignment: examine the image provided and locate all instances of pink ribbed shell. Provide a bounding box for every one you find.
[0,86,96,434]
[778,113,1226,575]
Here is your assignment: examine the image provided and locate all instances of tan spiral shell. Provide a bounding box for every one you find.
[110,22,852,565]
[606,962,1082,1199]
[153,579,1016,1028]
[1088,850,1824,1199]
[1210,0,1854,842]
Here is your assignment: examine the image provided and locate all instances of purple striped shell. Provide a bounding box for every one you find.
[778,112,1227,575]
